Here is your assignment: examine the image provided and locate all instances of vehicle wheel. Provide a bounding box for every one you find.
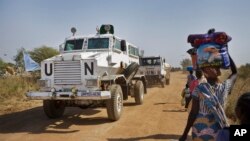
[134,80,144,105]
[79,104,91,109]
[166,78,170,85]
[161,80,165,88]
[106,85,123,121]
[43,100,65,118]
[124,62,139,79]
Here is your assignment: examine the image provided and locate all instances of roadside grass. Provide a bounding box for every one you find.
[0,76,40,115]
[223,64,250,123]
[225,78,250,123]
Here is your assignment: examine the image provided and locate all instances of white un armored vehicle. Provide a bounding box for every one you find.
[27,25,147,121]
[138,56,171,87]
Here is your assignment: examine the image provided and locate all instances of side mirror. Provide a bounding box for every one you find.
[121,40,126,51]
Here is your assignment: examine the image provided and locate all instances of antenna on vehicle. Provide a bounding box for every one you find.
[96,26,100,34]
[71,27,77,36]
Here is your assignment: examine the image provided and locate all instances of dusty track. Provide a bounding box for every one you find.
[0,72,192,141]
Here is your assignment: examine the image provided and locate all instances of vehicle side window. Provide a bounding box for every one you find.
[129,45,139,56]
[114,38,121,50]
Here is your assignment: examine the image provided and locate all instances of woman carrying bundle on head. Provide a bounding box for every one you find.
[179,29,237,141]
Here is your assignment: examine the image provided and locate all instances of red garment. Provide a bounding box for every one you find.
[189,79,199,93]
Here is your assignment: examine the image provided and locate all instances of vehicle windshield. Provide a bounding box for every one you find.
[88,38,109,49]
[64,39,84,51]
[140,58,161,66]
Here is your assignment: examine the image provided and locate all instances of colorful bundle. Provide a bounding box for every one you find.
[187,32,231,48]
[187,31,231,69]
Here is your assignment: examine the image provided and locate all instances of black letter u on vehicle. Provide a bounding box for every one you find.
[45,63,53,76]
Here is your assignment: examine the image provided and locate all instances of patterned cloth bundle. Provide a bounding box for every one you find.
[187,31,232,69]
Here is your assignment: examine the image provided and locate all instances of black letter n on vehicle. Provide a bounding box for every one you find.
[45,63,53,76]
[84,62,94,75]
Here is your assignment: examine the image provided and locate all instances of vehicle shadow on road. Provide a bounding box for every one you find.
[154,102,167,105]
[107,133,192,141]
[163,109,187,112]
[147,85,165,88]
[123,102,138,107]
[0,106,110,134]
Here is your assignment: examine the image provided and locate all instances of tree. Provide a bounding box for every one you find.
[180,58,192,70]
[29,46,59,64]
[14,48,24,68]
[0,58,6,75]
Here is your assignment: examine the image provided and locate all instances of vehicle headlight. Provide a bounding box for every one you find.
[71,87,78,93]
[51,87,56,93]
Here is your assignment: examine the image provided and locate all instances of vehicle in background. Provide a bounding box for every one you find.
[138,56,171,87]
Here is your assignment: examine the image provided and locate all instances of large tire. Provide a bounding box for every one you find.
[134,80,144,105]
[43,100,65,118]
[161,79,165,88]
[124,62,139,79]
[166,78,170,85]
[165,73,170,85]
[106,85,123,121]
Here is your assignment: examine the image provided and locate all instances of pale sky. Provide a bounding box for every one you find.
[1,0,250,67]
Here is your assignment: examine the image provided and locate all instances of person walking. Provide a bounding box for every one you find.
[179,54,237,141]
[186,70,207,112]
[187,70,196,88]
[179,28,237,141]
[180,84,191,110]
[185,70,196,109]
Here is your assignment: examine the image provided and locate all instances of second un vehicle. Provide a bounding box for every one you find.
[27,24,147,121]
[138,56,171,87]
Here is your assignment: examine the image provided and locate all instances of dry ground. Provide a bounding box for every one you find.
[0,72,192,141]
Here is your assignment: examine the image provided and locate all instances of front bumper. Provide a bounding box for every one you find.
[27,91,111,100]
[145,75,164,84]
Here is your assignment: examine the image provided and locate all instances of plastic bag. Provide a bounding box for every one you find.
[196,43,230,69]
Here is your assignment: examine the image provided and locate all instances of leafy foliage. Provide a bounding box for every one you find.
[14,48,24,68]
[0,58,6,75]
[180,58,192,70]
[29,46,59,64]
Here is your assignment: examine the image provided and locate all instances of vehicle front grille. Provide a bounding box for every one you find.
[54,60,81,85]
[146,69,155,75]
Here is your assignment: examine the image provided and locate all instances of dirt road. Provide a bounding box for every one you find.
[0,72,192,141]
